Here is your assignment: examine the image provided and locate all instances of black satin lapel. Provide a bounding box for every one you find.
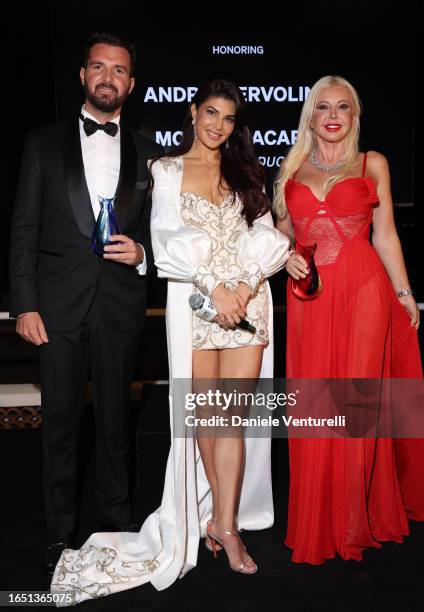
[114,125,137,229]
[63,119,95,238]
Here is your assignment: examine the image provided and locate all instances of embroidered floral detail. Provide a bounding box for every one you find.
[193,263,221,296]
[239,261,263,296]
[50,544,161,604]
[159,157,182,172]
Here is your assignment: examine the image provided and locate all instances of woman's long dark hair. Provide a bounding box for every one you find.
[150,79,269,226]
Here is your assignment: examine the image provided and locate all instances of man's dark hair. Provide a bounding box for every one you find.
[83,32,137,76]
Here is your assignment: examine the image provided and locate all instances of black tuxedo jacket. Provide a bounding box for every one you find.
[9,119,162,332]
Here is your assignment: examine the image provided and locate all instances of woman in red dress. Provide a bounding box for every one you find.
[274,75,423,564]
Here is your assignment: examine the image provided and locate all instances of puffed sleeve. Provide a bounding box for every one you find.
[238,211,291,294]
[150,159,221,294]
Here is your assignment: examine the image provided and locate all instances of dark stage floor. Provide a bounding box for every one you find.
[1,385,424,612]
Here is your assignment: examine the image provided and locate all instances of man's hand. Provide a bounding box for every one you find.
[103,235,144,266]
[16,312,48,345]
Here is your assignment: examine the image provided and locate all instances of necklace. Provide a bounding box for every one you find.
[309,148,346,173]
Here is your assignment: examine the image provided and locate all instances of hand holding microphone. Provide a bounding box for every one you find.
[189,283,256,334]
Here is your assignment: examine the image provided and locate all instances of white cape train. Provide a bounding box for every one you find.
[51,156,290,605]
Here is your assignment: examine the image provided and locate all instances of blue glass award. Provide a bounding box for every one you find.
[91,196,121,255]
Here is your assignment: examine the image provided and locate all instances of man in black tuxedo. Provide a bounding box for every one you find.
[9,32,161,575]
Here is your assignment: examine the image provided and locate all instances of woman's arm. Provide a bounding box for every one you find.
[275,214,295,245]
[275,215,309,280]
[369,151,419,328]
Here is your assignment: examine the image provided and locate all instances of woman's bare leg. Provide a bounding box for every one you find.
[214,346,263,571]
[215,346,263,525]
[194,345,264,572]
[192,349,220,522]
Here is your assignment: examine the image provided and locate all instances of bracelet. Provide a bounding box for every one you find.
[397,289,413,297]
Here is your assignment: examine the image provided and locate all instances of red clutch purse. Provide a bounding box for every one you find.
[291,242,322,300]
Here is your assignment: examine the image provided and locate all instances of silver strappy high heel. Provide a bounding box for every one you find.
[205,518,222,552]
[206,518,257,574]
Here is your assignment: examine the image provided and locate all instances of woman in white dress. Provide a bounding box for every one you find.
[50,79,289,603]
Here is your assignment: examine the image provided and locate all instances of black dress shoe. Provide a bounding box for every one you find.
[42,540,70,577]
[97,521,141,533]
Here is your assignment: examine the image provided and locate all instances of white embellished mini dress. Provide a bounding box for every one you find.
[180,191,269,349]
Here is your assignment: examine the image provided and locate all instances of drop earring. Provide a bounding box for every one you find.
[192,119,197,139]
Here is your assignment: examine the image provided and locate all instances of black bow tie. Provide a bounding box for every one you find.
[80,114,118,137]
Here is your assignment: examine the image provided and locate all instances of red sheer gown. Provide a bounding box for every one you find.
[284,153,423,564]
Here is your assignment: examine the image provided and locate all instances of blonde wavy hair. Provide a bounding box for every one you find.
[273,75,362,219]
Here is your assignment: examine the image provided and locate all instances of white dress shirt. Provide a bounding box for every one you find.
[79,106,146,275]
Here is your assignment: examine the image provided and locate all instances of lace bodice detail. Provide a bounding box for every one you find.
[285,177,379,266]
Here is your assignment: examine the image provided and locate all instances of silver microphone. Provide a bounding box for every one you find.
[189,292,256,334]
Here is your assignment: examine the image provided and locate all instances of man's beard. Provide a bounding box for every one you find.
[84,82,129,113]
